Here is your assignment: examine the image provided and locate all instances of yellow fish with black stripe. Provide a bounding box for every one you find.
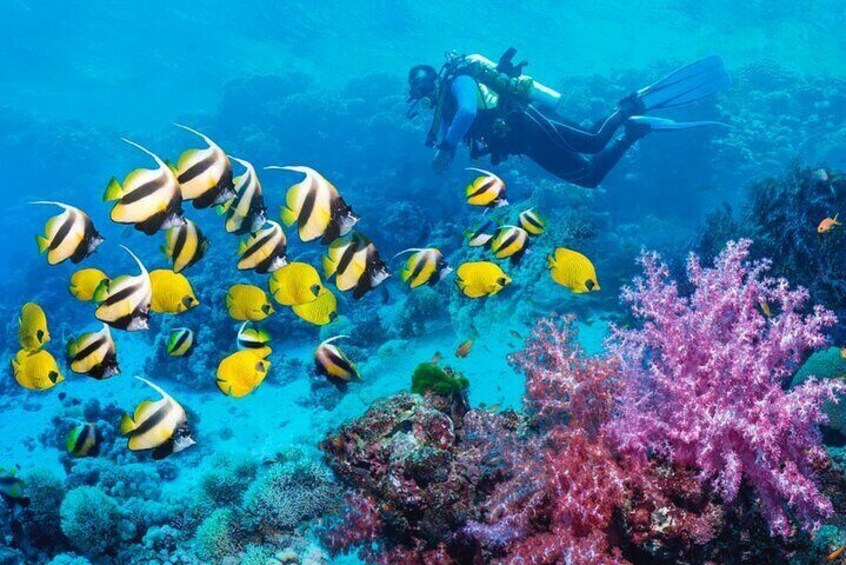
[272,165,359,243]
[166,327,195,357]
[119,377,195,460]
[465,167,508,208]
[172,124,236,209]
[11,348,63,391]
[32,201,104,265]
[149,269,198,315]
[93,246,153,331]
[103,138,185,235]
[162,219,209,274]
[465,216,497,248]
[225,284,274,321]
[323,232,391,299]
[396,247,452,288]
[19,302,50,351]
[217,157,267,235]
[69,268,110,302]
[488,225,530,264]
[216,350,270,398]
[66,423,100,458]
[518,208,546,236]
[67,323,119,380]
[292,288,338,326]
[548,248,600,293]
[314,335,361,390]
[237,321,272,351]
[268,262,324,306]
[237,220,288,274]
[455,261,511,298]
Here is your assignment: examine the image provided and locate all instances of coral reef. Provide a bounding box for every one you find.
[59,486,121,557]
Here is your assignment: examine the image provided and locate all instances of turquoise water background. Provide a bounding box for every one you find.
[3,1,846,563]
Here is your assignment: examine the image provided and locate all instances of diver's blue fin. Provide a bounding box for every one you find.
[637,56,732,111]
[628,116,731,132]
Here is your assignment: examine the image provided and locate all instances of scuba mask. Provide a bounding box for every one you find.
[407,64,438,119]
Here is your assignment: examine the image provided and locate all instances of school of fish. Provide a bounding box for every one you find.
[15,127,607,461]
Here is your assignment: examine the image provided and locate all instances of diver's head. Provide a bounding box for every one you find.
[408,64,437,103]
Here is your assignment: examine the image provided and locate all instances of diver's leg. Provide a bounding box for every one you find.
[524,105,628,154]
[569,134,641,188]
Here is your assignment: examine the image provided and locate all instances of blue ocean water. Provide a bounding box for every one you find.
[3,1,846,563]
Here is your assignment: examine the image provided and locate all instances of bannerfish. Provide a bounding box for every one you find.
[268,262,323,306]
[818,214,841,234]
[488,225,530,264]
[456,339,474,358]
[273,165,359,243]
[69,268,109,302]
[323,232,391,299]
[292,288,338,326]
[237,321,272,351]
[172,124,235,209]
[32,201,104,265]
[166,327,195,357]
[11,348,63,391]
[149,269,198,315]
[0,469,29,510]
[216,350,270,398]
[518,208,546,236]
[162,219,209,273]
[218,157,267,235]
[237,220,287,274]
[19,302,50,351]
[119,377,195,460]
[94,246,153,331]
[548,248,600,293]
[466,216,497,247]
[67,323,119,380]
[225,284,274,321]
[465,167,508,208]
[66,423,100,458]
[315,335,361,389]
[396,247,451,288]
[103,138,185,235]
[455,261,511,298]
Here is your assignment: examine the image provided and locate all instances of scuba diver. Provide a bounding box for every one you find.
[407,49,731,187]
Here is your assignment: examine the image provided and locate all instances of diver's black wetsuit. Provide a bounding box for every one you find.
[438,74,640,188]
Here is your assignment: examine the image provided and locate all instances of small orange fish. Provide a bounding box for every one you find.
[455,339,474,358]
[818,213,841,234]
[759,300,774,318]
[428,351,443,365]
[826,543,846,561]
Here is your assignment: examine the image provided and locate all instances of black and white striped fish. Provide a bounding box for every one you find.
[315,335,361,390]
[323,232,390,299]
[67,323,119,380]
[396,247,452,288]
[273,165,359,243]
[119,377,195,460]
[518,208,546,236]
[103,138,185,235]
[166,327,195,357]
[218,157,267,235]
[488,225,530,264]
[172,124,236,209]
[32,201,104,265]
[94,246,152,332]
[237,220,287,274]
[162,219,209,273]
[237,321,272,351]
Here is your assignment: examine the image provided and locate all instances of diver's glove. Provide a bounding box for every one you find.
[618,92,646,117]
[432,142,455,174]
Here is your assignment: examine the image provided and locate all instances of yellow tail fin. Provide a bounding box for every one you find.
[103,177,123,202]
[118,414,136,436]
[35,235,50,254]
[280,205,297,227]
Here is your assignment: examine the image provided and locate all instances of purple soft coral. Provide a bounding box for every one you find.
[609,239,843,537]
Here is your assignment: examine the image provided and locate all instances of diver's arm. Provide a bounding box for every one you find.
[433,75,478,173]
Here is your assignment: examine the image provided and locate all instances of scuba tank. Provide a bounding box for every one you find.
[455,50,562,110]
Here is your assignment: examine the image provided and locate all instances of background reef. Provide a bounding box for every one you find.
[3,1,846,564]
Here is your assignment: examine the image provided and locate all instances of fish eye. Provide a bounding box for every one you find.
[311,284,322,296]
[586,279,596,291]
[497,277,507,286]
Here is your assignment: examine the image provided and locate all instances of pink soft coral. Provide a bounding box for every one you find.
[609,239,843,537]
